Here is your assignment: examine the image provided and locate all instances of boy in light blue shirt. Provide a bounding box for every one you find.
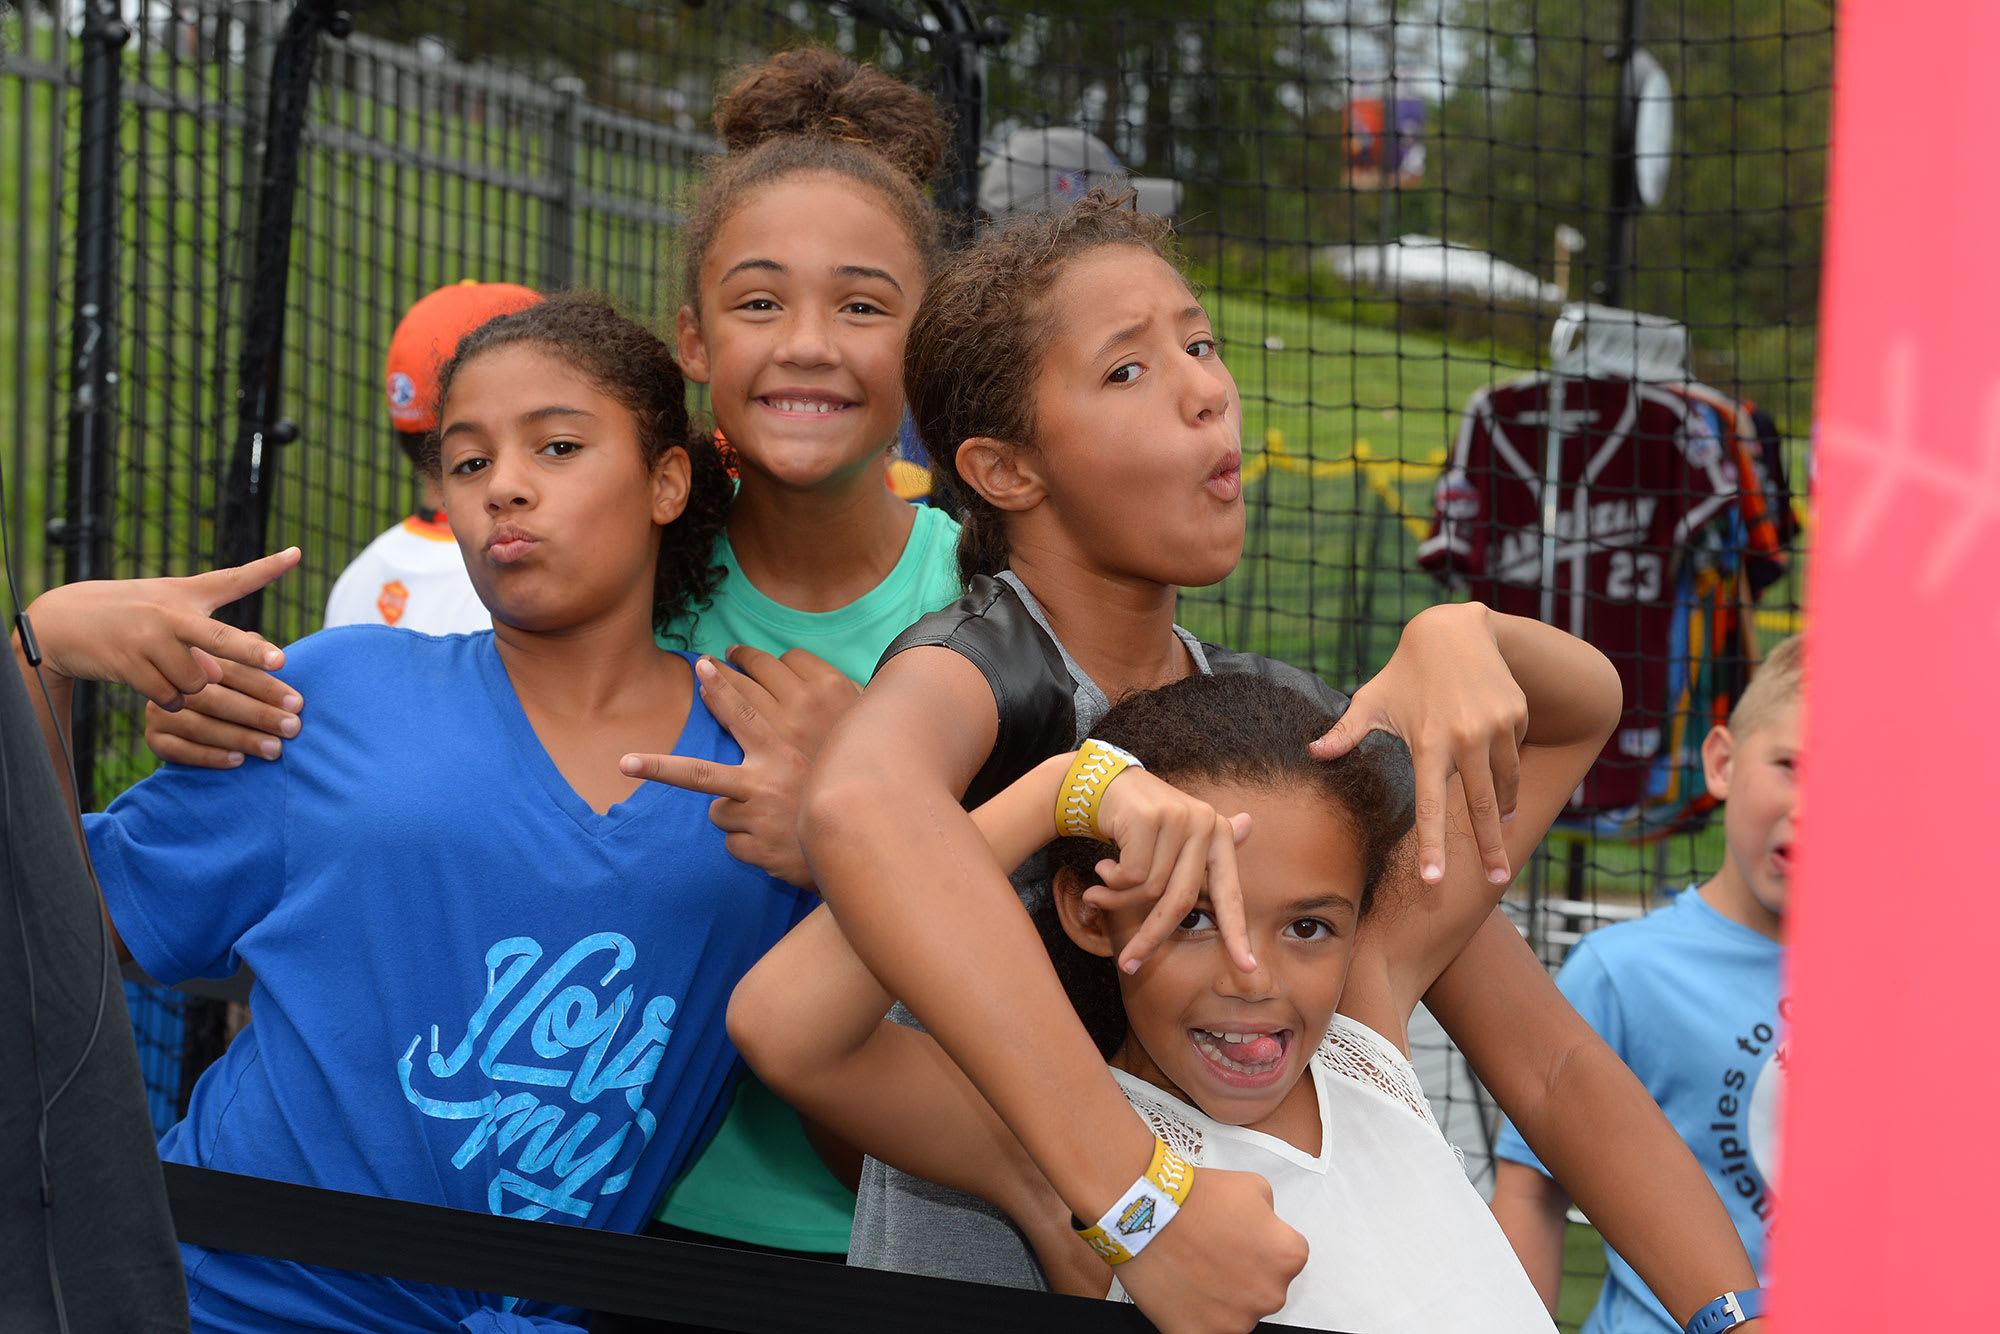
[1491,636,1801,1334]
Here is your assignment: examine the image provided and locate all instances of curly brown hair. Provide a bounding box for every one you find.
[904,190,1183,585]
[681,48,947,316]
[424,291,730,639]
[1032,672,1416,1059]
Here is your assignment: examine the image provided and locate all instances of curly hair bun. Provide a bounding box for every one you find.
[713,48,946,187]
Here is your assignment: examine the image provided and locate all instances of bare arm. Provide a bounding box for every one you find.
[11,550,300,962]
[727,903,1105,1294]
[1427,912,1761,1328]
[801,647,1302,1333]
[727,908,1064,1225]
[1490,1160,1570,1314]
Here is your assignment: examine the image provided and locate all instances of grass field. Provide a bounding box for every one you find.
[1559,1222,1612,1331]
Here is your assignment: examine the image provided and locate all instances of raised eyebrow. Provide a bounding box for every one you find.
[1181,304,1210,327]
[718,257,785,286]
[834,264,904,295]
[1092,317,1151,367]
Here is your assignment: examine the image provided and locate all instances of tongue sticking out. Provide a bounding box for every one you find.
[1209,1031,1284,1067]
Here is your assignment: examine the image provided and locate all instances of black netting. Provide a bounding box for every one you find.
[4,2,1826,1323]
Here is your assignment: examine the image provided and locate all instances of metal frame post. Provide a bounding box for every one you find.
[59,0,131,809]
[923,1,991,240]
[214,0,354,630]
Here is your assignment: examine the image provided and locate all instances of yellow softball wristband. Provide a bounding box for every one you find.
[1073,1135,1195,1266]
[1055,739,1144,841]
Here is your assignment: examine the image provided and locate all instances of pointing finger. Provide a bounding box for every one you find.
[619,750,754,802]
[190,546,302,611]
[1457,762,1513,887]
[1412,741,1449,884]
[1205,815,1257,973]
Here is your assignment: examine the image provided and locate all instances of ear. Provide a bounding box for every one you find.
[1701,724,1735,803]
[1052,867,1117,959]
[650,443,693,527]
[675,306,710,386]
[955,436,1047,514]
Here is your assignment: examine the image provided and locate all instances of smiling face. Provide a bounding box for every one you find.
[678,172,924,494]
[437,343,688,633]
[1016,245,1245,590]
[1062,779,1366,1132]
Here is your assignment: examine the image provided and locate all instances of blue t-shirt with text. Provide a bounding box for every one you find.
[88,627,812,1334]
[1494,888,1785,1334]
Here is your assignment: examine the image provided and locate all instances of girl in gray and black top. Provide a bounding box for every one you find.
[798,193,1768,1334]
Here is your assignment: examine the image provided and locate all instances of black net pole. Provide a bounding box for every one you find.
[1602,0,1646,309]
[922,0,999,241]
[213,0,351,630]
[58,0,130,810]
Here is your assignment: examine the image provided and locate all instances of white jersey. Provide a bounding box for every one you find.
[1106,1014,1555,1333]
[323,514,490,635]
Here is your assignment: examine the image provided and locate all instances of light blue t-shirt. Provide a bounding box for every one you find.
[1494,888,1785,1334]
[88,626,813,1334]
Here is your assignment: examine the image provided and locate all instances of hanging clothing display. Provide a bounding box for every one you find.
[1418,335,1791,833]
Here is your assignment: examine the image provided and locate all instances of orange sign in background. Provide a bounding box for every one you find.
[1775,2,2000,1325]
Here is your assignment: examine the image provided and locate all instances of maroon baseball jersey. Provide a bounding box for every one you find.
[1418,375,1741,814]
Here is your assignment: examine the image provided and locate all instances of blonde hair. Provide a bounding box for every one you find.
[1727,634,1804,737]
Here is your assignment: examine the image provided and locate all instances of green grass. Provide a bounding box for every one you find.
[1,16,69,598]
[1558,1221,1612,1332]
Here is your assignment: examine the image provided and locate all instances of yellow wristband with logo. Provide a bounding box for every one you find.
[1055,739,1144,842]
[1073,1135,1195,1266]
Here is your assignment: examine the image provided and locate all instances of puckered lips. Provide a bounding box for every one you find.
[485,521,540,565]
[1204,447,1243,502]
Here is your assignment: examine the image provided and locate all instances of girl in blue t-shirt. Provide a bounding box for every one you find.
[11,293,817,1334]
[798,193,1768,1334]
[140,48,969,1261]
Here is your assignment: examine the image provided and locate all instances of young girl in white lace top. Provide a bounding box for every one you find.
[731,672,1556,1331]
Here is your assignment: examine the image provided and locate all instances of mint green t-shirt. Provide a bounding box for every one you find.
[652,502,962,1251]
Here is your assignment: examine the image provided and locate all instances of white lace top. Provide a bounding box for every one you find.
[1105,1014,1556,1333]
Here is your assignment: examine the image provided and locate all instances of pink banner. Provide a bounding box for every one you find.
[1775,1,2000,1326]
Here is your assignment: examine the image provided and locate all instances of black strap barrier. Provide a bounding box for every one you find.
[162,1165,1345,1333]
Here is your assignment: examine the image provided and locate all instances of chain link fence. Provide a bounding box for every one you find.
[4,1,1827,1324]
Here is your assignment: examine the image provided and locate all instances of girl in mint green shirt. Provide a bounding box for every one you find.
[641,50,964,1256]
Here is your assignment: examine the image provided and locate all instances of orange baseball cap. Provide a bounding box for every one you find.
[383,280,541,432]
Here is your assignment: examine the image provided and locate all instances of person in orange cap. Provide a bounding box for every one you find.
[324,280,541,634]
